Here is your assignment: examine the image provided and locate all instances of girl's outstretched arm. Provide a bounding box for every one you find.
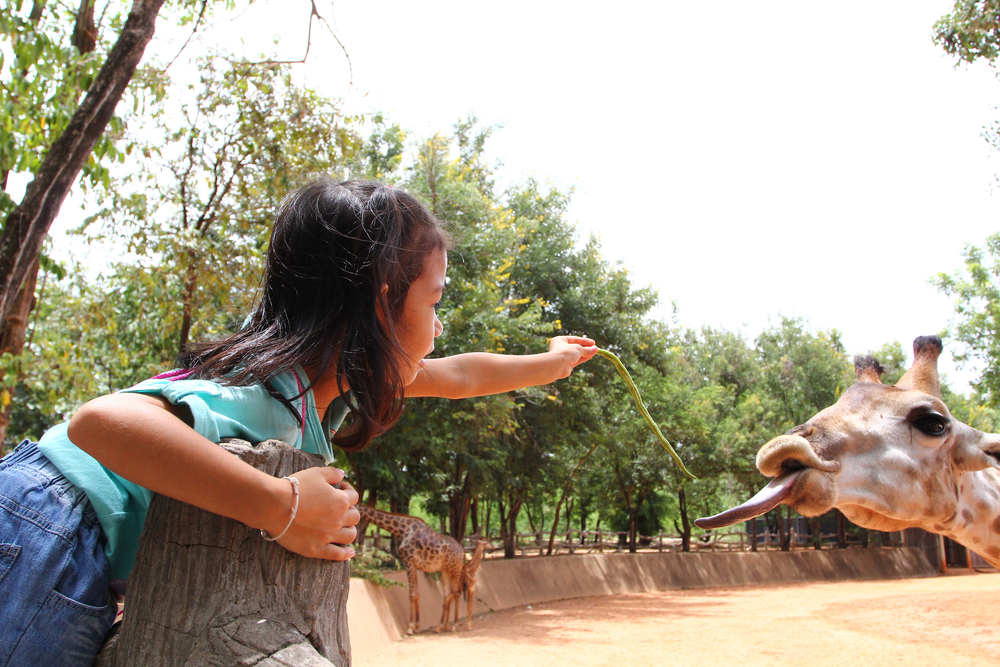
[405,335,598,399]
[67,393,359,560]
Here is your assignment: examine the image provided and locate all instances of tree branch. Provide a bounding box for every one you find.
[0,0,168,326]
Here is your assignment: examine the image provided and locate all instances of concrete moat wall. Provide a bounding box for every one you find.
[347,547,936,664]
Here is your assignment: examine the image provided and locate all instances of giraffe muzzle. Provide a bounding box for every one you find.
[755,434,841,478]
[694,434,842,530]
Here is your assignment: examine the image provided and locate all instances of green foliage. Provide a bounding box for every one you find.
[932,234,1000,403]
[348,550,405,589]
[5,55,375,444]
[755,317,853,429]
[933,0,1000,64]
[0,0,181,218]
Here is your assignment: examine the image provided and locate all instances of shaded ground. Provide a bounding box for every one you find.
[358,571,1000,666]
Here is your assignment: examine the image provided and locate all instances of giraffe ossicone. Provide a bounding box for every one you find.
[696,335,1000,568]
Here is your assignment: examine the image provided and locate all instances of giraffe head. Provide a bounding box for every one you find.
[696,335,1000,533]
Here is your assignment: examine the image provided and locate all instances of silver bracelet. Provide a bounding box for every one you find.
[261,476,299,542]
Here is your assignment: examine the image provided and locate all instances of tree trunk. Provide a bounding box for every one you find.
[469,496,479,536]
[0,0,166,328]
[355,489,376,549]
[678,487,691,552]
[446,468,471,543]
[836,509,848,548]
[498,497,522,559]
[177,253,199,352]
[0,255,39,443]
[545,491,568,556]
[94,439,351,667]
[626,505,638,553]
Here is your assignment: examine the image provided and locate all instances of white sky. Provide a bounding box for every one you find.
[11,1,1000,390]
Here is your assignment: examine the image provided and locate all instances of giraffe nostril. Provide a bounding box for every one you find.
[781,459,806,474]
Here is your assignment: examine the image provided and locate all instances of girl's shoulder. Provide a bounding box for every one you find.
[118,368,309,449]
[123,368,303,401]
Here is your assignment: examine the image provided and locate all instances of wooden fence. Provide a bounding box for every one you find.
[358,523,905,559]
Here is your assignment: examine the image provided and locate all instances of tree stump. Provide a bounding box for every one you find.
[94,440,351,667]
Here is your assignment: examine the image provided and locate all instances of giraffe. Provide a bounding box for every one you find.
[356,505,466,633]
[456,536,492,630]
[696,335,1000,568]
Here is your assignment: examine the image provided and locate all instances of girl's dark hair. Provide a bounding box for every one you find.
[181,178,449,451]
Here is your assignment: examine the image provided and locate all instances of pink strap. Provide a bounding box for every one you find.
[151,368,195,381]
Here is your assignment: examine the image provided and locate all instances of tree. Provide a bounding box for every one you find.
[0,0,183,440]
[933,235,1000,403]
[1,1,360,443]
[0,0,181,343]
[4,56,373,447]
[349,119,671,558]
[933,0,1000,64]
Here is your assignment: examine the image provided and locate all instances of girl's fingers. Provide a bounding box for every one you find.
[562,335,597,347]
[311,543,357,562]
[337,479,360,507]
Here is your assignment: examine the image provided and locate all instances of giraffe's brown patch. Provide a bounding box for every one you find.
[987,486,1000,501]
[988,546,1000,559]
[978,500,990,513]
[932,523,945,532]
[963,509,974,524]
[974,536,983,544]
[992,514,1000,535]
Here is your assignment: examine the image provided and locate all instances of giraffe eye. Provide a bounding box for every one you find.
[911,411,949,437]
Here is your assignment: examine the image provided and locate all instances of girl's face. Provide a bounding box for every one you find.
[398,247,447,384]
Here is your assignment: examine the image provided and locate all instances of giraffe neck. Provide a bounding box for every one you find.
[936,468,1000,568]
[357,505,424,537]
[468,543,486,570]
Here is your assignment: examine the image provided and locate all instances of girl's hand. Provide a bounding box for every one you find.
[548,335,599,379]
[267,466,360,560]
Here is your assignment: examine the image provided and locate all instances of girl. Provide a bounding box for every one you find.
[0,178,597,666]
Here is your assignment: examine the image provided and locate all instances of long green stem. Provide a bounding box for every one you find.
[596,348,697,480]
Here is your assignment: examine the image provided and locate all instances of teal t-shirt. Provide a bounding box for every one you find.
[37,366,349,580]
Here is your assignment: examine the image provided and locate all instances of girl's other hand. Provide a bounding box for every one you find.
[270,466,360,561]
[548,335,599,379]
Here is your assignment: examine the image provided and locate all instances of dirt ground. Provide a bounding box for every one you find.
[358,571,1000,666]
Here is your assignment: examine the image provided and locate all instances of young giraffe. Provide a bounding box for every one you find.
[697,335,1000,568]
[456,536,492,630]
[356,505,466,633]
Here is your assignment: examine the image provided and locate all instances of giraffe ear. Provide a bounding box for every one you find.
[895,335,942,398]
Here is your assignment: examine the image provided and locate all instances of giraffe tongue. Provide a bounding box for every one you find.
[693,471,802,530]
